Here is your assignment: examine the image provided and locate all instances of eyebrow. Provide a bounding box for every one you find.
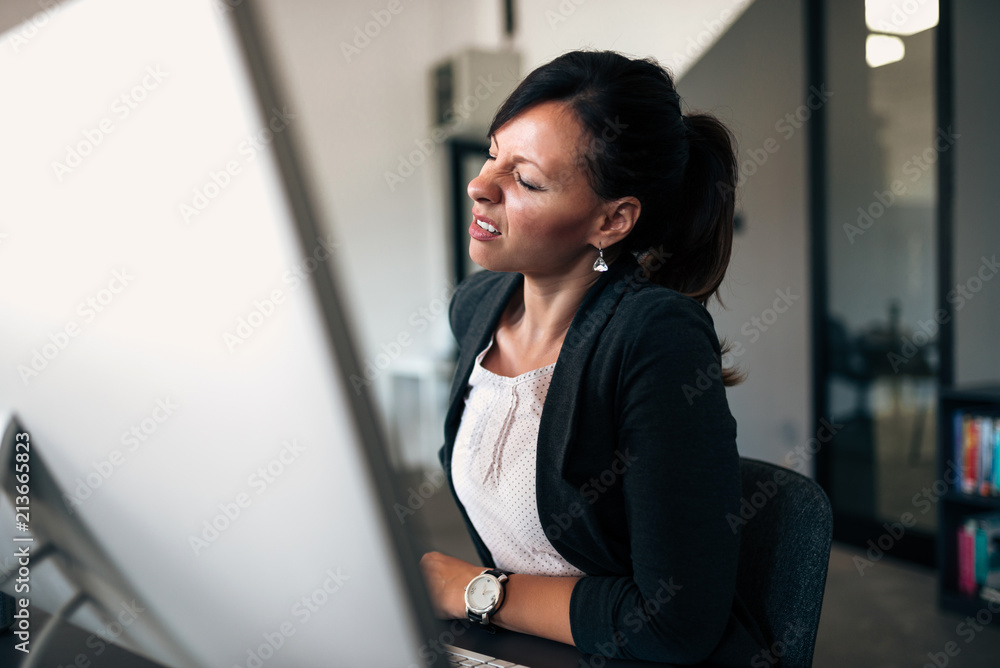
[492,136,549,177]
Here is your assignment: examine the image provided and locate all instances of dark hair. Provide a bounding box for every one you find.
[487,50,744,386]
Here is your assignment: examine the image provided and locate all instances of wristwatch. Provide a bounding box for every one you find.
[464,568,509,630]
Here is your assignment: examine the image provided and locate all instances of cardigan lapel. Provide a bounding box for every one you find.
[534,254,640,478]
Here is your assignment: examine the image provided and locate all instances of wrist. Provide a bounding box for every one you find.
[450,564,480,619]
[463,568,511,630]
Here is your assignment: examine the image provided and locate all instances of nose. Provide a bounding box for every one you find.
[467,159,501,205]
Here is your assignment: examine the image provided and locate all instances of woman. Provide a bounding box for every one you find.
[420,50,767,665]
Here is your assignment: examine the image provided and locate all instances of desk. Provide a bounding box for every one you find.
[1,609,682,668]
[448,621,678,668]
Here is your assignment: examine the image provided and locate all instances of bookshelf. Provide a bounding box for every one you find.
[938,385,1000,616]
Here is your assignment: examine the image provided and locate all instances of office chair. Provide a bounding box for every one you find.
[736,457,833,668]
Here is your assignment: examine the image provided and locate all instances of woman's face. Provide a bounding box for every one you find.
[466,100,613,279]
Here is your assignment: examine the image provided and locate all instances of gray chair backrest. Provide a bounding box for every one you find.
[736,457,833,668]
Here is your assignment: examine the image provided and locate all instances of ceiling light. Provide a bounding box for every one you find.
[865,0,939,36]
[866,33,906,67]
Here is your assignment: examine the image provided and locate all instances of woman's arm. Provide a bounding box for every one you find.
[419,551,579,645]
[565,295,744,663]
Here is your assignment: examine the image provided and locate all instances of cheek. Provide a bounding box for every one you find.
[508,197,591,241]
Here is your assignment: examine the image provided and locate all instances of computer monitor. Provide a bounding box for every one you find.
[0,0,444,665]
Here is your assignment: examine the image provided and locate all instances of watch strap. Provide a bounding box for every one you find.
[483,568,509,583]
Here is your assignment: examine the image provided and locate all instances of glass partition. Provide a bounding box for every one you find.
[821,0,940,560]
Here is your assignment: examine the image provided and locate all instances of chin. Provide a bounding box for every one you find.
[468,242,509,273]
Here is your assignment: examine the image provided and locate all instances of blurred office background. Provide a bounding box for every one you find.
[2,0,998,665]
[240,0,1000,663]
[241,0,999,555]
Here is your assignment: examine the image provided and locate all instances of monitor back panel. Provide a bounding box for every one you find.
[0,0,436,665]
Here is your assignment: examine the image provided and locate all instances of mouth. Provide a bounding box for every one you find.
[469,214,501,242]
[475,219,500,236]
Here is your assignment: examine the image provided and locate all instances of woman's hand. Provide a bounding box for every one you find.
[419,551,483,620]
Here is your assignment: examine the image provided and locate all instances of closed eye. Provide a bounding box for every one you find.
[486,155,543,191]
[516,176,541,191]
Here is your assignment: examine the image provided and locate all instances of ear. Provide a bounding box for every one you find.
[592,196,640,247]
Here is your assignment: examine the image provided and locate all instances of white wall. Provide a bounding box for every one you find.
[676,0,812,469]
[509,0,753,75]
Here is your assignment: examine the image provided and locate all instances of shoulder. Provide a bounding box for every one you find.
[448,270,515,340]
[605,285,730,414]
[612,283,721,356]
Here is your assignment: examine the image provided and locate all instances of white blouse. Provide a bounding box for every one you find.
[451,336,585,577]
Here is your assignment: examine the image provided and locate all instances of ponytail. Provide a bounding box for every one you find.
[648,113,738,307]
[654,113,743,387]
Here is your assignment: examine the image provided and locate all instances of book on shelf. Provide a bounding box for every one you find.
[956,511,1000,599]
[952,409,1000,497]
[958,519,977,595]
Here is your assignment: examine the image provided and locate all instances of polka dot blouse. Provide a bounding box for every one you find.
[451,336,585,577]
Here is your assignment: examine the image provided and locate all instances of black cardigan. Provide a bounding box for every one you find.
[438,254,767,665]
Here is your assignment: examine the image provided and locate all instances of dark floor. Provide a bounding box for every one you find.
[816,544,1000,667]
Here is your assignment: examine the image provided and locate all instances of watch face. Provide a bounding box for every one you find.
[465,574,500,613]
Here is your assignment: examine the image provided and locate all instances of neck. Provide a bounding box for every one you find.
[510,263,604,347]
